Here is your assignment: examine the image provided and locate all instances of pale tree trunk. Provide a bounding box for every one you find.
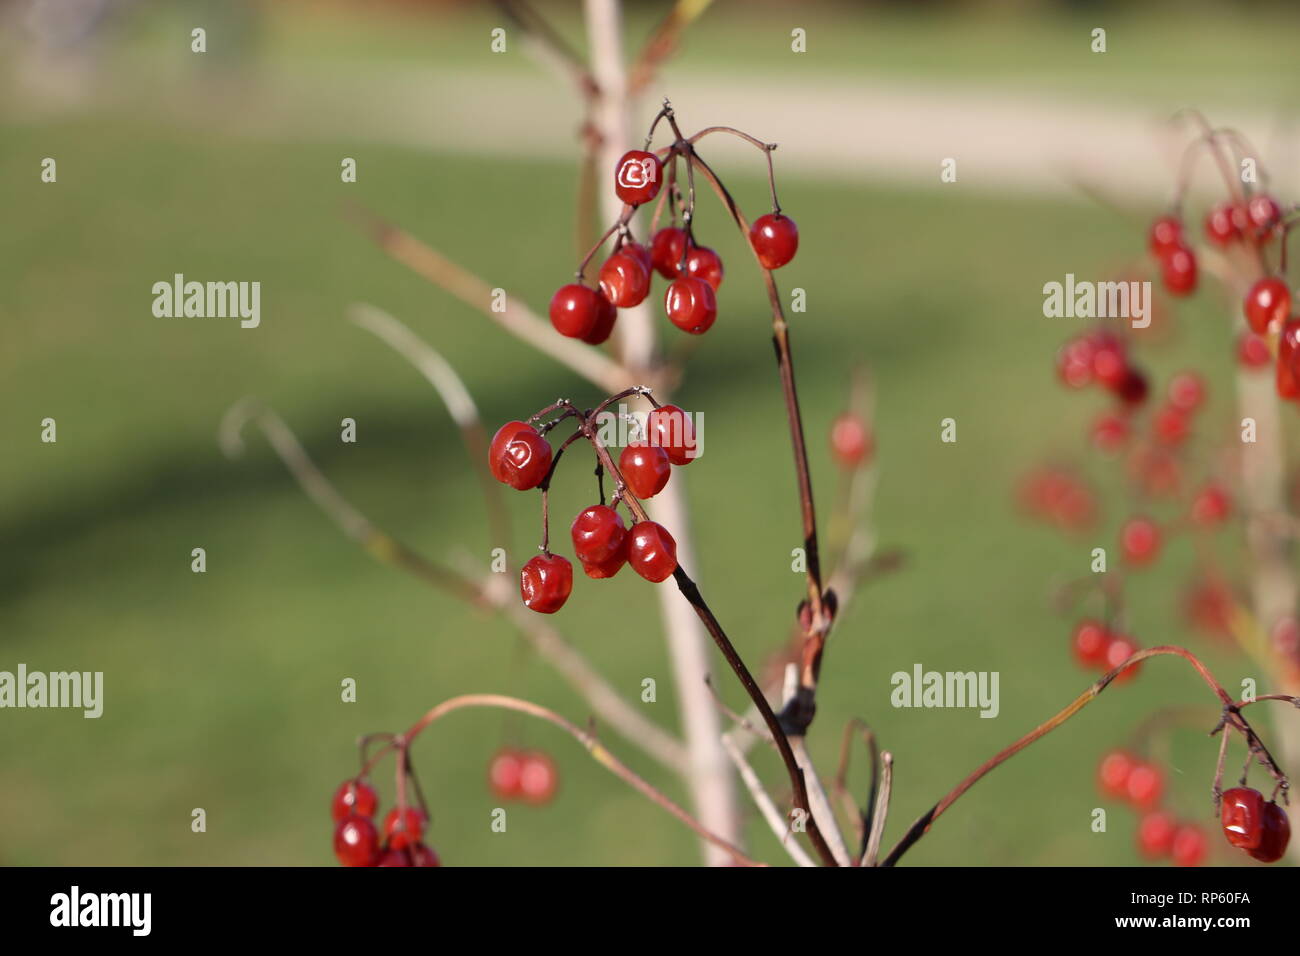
[583,0,740,866]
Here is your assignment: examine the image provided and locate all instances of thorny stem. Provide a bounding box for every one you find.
[881,646,1291,867]
[381,693,758,865]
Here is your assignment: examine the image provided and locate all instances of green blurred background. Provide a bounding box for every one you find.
[4,0,1300,866]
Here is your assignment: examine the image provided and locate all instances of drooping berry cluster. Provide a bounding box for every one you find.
[330,778,440,867]
[489,393,699,614]
[1219,786,1291,863]
[488,747,559,805]
[547,106,799,344]
[1070,620,1142,682]
[1097,751,1206,866]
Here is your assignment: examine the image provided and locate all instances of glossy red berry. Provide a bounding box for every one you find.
[1244,277,1291,334]
[1091,412,1129,455]
[830,412,873,468]
[1125,761,1164,809]
[1249,802,1290,863]
[331,778,378,822]
[1057,335,1098,388]
[1105,633,1142,683]
[1190,484,1231,525]
[1098,750,1136,799]
[1247,193,1282,239]
[1278,320,1300,399]
[620,441,671,499]
[549,283,602,339]
[684,245,724,291]
[628,521,678,582]
[570,504,627,565]
[599,251,651,308]
[1148,215,1183,256]
[377,847,412,866]
[665,276,717,335]
[334,814,380,867]
[409,843,441,867]
[377,842,441,867]
[750,213,799,269]
[622,241,653,275]
[383,806,428,851]
[1238,332,1272,369]
[646,404,697,465]
[1167,371,1205,412]
[520,554,573,613]
[614,150,662,206]
[518,750,558,805]
[1090,334,1128,389]
[650,227,687,279]
[579,550,627,579]
[1205,202,1240,245]
[581,291,617,346]
[489,422,552,491]
[1137,811,1177,858]
[1171,824,1208,867]
[488,747,525,800]
[1159,244,1197,296]
[1220,787,1266,850]
[1071,620,1110,668]
[1120,517,1161,565]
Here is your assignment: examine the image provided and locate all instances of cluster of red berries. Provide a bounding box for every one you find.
[1219,786,1291,863]
[489,405,699,614]
[330,778,439,867]
[1057,329,1149,406]
[1070,621,1142,682]
[1098,751,1206,866]
[546,149,799,343]
[487,747,558,804]
[1017,466,1097,531]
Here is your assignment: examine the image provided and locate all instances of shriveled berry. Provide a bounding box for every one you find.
[599,251,651,308]
[614,150,663,206]
[628,521,678,582]
[490,422,552,491]
[750,213,799,269]
[1249,802,1290,863]
[619,441,671,499]
[331,778,378,822]
[334,814,380,867]
[549,283,602,339]
[647,404,698,465]
[520,553,573,614]
[665,276,717,335]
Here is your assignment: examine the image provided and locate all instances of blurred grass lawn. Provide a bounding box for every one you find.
[1,1,1290,865]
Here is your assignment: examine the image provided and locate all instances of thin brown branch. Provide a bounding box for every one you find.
[396,693,757,865]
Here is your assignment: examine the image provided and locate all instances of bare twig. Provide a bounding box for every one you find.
[721,733,816,868]
[861,752,893,867]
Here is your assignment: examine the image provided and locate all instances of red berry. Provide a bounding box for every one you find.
[1205,202,1240,245]
[1239,332,1272,369]
[1091,413,1129,455]
[1220,787,1266,850]
[665,276,717,334]
[622,241,653,275]
[549,283,602,339]
[750,213,799,269]
[1247,193,1282,240]
[581,292,618,346]
[488,747,525,800]
[1126,762,1163,808]
[520,554,573,613]
[570,504,627,565]
[377,846,412,866]
[383,806,428,851]
[599,251,650,308]
[1249,802,1290,863]
[650,227,687,279]
[579,550,627,579]
[1057,335,1098,388]
[646,404,697,465]
[1098,750,1136,799]
[1071,620,1110,668]
[1243,277,1291,334]
[333,814,380,867]
[1171,825,1208,867]
[620,441,671,499]
[1120,517,1161,565]
[1278,320,1300,399]
[1091,335,1128,389]
[830,412,873,468]
[1167,371,1205,412]
[1190,484,1231,525]
[614,150,663,206]
[1105,634,1142,683]
[1148,215,1183,256]
[1137,811,1177,858]
[628,521,678,582]
[489,421,553,491]
[684,245,724,291]
[331,778,378,822]
[1117,368,1149,406]
[1159,244,1197,296]
[1153,404,1189,446]
[410,843,441,867]
[518,750,558,805]
[377,842,441,867]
